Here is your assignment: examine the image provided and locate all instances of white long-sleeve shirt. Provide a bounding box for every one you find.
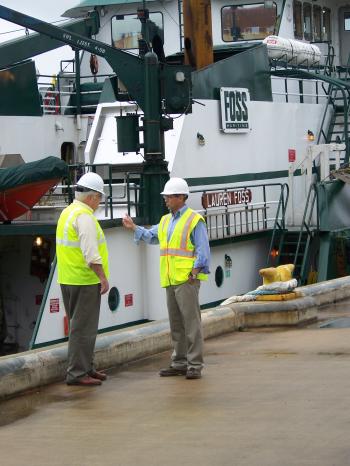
[72,200,102,265]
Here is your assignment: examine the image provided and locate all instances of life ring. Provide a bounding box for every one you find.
[90,54,99,75]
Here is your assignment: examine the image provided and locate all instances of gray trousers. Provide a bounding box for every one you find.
[61,284,101,382]
[166,280,203,369]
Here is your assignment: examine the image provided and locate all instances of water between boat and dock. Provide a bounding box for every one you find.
[1,300,350,466]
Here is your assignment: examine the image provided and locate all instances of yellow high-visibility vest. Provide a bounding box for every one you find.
[56,202,109,285]
[158,207,208,287]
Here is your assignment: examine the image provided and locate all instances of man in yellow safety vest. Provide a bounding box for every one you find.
[123,177,210,379]
[56,172,109,386]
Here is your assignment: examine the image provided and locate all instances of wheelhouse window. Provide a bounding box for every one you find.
[293,1,303,39]
[322,8,332,40]
[221,3,277,42]
[303,3,312,41]
[344,12,350,31]
[111,12,163,49]
[293,1,331,42]
[322,7,331,41]
[313,5,321,41]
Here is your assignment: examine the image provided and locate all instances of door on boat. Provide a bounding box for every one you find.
[339,7,350,66]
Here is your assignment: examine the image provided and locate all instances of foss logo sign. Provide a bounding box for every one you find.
[220,87,250,133]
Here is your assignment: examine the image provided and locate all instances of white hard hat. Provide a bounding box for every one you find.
[161,177,189,196]
[76,172,105,195]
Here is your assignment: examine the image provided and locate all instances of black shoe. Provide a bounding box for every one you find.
[159,366,187,377]
[186,368,202,379]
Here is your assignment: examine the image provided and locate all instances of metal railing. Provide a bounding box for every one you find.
[271,76,329,104]
[37,73,115,115]
[271,68,350,164]
[293,183,319,284]
[265,183,289,263]
[268,41,335,76]
[20,164,143,222]
[193,183,289,241]
[16,167,291,241]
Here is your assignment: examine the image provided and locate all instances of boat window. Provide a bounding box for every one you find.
[313,5,322,41]
[322,7,331,41]
[344,12,350,31]
[293,0,303,39]
[111,12,163,50]
[303,3,312,41]
[221,3,277,42]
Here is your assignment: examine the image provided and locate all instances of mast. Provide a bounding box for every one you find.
[183,0,213,70]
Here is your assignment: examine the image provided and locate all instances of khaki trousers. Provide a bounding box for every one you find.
[61,284,101,382]
[166,280,203,369]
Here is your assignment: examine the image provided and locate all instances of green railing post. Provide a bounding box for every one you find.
[74,49,81,115]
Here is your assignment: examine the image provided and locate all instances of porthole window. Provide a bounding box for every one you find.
[108,287,120,311]
[215,266,224,287]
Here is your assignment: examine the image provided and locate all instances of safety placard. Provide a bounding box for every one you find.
[50,298,60,313]
[124,294,133,307]
[288,149,296,162]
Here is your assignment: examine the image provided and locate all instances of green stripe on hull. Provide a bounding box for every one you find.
[186,170,290,187]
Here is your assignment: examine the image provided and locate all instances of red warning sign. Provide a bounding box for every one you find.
[50,298,60,313]
[124,294,133,307]
[288,149,296,162]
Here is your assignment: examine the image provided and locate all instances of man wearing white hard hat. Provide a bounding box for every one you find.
[56,172,110,386]
[123,177,210,379]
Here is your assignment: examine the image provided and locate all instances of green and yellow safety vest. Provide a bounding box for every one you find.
[158,207,208,287]
[56,202,109,285]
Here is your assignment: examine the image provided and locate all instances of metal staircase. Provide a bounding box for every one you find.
[323,84,350,162]
[277,230,309,279]
[292,184,319,284]
[268,183,319,285]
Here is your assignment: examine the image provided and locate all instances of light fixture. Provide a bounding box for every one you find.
[197,132,205,146]
[55,121,64,132]
[34,236,43,247]
[307,130,315,142]
[175,71,185,82]
[270,248,279,258]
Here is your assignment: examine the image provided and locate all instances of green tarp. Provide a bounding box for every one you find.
[0,156,68,191]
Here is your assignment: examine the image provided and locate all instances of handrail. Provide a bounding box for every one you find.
[270,69,350,163]
[317,83,334,145]
[193,182,288,241]
[293,183,318,284]
[266,183,289,263]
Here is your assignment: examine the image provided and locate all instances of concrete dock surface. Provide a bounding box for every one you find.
[1,303,350,466]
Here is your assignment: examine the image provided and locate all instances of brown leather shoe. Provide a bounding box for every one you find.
[159,366,187,377]
[67,375,102,386]
[89,370,107,381]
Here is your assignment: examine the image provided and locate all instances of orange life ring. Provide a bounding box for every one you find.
[90,54,99,75]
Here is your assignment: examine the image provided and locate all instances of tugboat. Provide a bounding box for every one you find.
[0,0,349,354]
